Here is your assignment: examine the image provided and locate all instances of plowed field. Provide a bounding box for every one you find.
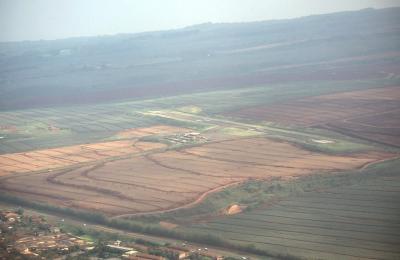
[0,140,165,176]
[0,137,387,216]
[227,87,400,147]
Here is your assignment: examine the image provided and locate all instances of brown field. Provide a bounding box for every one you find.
[0,137,388,216]
[0,140,165,176]
[226,87,400,147]
[0,124,192,177]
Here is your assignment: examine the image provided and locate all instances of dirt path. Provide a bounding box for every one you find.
[341,108,400,129]
[111,153,398,219]
[359,155,400,171]
[110,180,243,219]
[0,202,260,260]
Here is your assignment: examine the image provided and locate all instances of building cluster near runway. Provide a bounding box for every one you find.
[165,132,207,144]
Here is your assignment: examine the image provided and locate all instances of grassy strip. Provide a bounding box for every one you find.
[59,222,161,248]
[1,159,397,259]
[0,193,302,260]
[129,158,400,224]
[145,114,212,131]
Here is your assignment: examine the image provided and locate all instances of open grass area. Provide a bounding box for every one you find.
[263,126,377,155]
[180,159,400,260]
[1,78,397,154]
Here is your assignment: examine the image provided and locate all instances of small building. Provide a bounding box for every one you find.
[106,244,136,253]
[125,252,165,260]
[4,212,19,223]
[197,251,224,260]
[84,246,95,251]
[122,250,139,258]
[160,246,190,259]
[130,244,149,252]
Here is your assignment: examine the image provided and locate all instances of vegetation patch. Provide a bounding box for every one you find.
[181,158,400,260]
[177,106,203,114]
[220,127,262,137]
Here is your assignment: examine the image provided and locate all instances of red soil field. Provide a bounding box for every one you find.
[0,137,388,216]
[0,140,165,176]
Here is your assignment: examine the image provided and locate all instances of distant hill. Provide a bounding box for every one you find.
[0,7,399,110]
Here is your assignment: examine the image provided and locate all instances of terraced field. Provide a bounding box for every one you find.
[184,160,400,260]
[0,140,167,176]
[0,124,193,176]
[0,137,388,216]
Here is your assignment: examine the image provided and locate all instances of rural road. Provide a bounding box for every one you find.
[0,202,261,260]
[110,153,400,219]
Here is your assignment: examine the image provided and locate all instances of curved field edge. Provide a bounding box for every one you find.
[1,158,398,259]
[179,158,400,260]
[2,134,381,216]
[0,192,301,260]
[124,157,400,224]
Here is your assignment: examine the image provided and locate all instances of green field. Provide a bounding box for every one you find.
[1,77,398,260]
[181,159,400,260]
[1,78,396,154]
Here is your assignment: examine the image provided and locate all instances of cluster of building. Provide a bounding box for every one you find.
[0,209,92,258]
[106,242,164,260]
[165,132,207,144]
[106,240,224,260]
[0,209,233,260]
[14,233,92,257]
[0,210,22,239]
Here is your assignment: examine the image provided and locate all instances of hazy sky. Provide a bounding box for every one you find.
[1,0,399,42]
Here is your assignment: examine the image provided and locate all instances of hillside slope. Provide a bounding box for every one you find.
[0,7,399,110]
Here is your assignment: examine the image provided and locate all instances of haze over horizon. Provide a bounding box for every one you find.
[1,0,400,42]
[1,1,400,259]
